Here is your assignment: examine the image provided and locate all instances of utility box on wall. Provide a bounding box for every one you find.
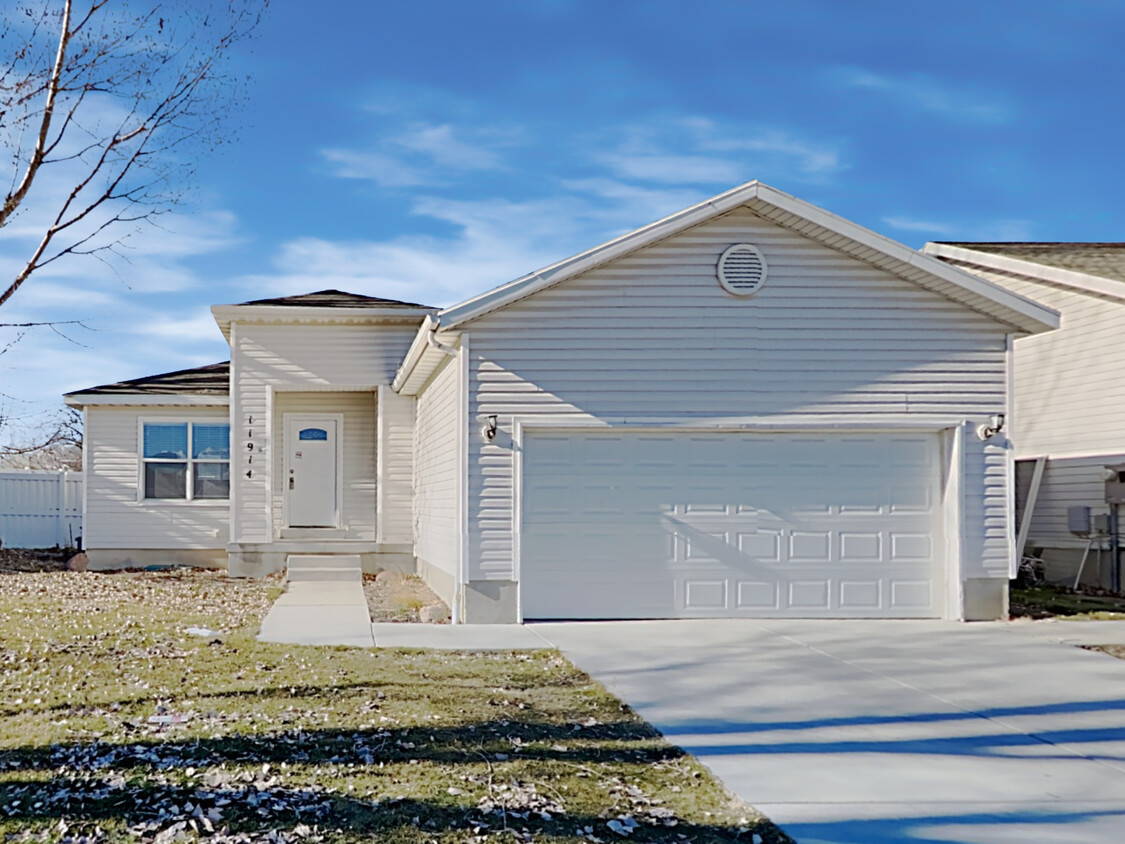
[1068,505,1092,536]
[1105,464,1125,504]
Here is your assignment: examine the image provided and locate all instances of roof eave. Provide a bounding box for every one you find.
[64,394,230,408]
[391,315,461,395]
[211,303,437,341]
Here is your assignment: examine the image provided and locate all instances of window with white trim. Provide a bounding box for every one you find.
[142,422,231,500]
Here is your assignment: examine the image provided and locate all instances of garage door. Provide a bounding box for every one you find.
[520,431,945,619]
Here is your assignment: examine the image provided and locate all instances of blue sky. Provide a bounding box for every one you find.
[2,0,1124,441]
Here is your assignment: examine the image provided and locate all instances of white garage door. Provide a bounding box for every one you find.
[520,431,945,619]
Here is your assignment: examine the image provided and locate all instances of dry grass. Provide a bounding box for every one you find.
[363,571,449,623]
[0,568,788,843]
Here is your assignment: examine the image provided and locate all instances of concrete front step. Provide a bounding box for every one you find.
[286,554,362,583]
[288,566,361,582]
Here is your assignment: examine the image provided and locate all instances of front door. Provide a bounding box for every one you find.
[285,416,339,527]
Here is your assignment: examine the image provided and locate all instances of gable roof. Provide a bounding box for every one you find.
[925,242,1125,303]
[64,362,229,407]
[436,181,1059,335]
[394,181,1060,394]
[238,289,432,309]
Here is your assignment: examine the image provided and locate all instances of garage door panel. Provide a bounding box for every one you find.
[520,431,944,619]
[839,579,882,610]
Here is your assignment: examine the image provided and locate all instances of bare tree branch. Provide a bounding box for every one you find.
[0,0,72,229]
[0,0,270,307]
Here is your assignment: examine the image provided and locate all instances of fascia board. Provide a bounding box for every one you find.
[65,394,229,408]
[211,304,435,342]
[924,242,1125,305]
[212,304,435,323]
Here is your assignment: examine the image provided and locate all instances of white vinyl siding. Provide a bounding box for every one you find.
[1016,455,1125,551]
[948,262,1125,555]
[377,387,414,544]
[272,393,374,537]
[413,355,462,582]
[462,208,1013,583]
[231,322,420,544]
[944,263,1125,460]
[84,406,229,549]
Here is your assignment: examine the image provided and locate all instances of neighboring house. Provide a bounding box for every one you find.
[925,242,1125,587]
[64,181,1058,622]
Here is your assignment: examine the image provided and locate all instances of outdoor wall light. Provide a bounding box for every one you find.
[976,413,1006,441]
[480,415,498,443]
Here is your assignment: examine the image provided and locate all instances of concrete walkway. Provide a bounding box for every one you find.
[258,580,375,647]
[257,569,548,649]
[534,618,1125,844]
[371,622,550,649]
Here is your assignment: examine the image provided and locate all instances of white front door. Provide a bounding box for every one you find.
[285,416,339,527]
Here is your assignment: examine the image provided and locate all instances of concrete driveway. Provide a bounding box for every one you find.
[533,619,1125,844]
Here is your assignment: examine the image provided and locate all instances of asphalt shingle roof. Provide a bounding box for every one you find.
[936,243,1125,284]
[238,289,433,309]
[67,361,230,397]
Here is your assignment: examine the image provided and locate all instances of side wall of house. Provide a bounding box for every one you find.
[230,322,420,545]
[84,405,229,568]
[412,354,462,606]
[944,263,1125,459]
[951,262,1125,584]
[460,207,1014,620]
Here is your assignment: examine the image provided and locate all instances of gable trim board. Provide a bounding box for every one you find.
[65,181,1060,620]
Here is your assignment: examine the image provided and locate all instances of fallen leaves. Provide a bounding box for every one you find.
[0,568,788,843]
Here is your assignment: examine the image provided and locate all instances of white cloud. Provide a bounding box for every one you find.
[320,148,433,187]
[838,68,1011,123]
[231,179,717,309]
[597,153,745,185]
[321,122,510,188]
[883,216,956,235]
[594,118,843,186]
[394,124,503,170]
[131,310,224,343]
[882,214,1035,243]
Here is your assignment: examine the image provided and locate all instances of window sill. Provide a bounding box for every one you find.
[137,499,229,507]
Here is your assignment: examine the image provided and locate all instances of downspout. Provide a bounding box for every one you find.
[426,325,456,357]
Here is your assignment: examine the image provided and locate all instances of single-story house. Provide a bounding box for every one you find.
[924,241,1125,587]
[65,181,1059,623]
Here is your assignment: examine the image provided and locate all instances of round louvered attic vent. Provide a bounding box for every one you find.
[717,243,767,296]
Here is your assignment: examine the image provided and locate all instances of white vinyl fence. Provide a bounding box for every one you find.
[0,470,82,549]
